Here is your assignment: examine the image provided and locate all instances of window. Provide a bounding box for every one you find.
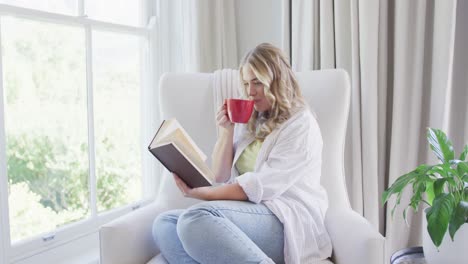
[86,0,144,26]
[92,31,143,212]
[0,0,76,15]
[0,0,155,261]
[3,16,89,243]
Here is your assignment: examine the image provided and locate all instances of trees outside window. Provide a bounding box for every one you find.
[0,0,152,252]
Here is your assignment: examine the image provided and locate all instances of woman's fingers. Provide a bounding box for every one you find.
[173,173,191,196]
[216,104,228,118]
[216,109,225,121]
[217,116,231,129]
[215,103,234,129]
[172,173,211,201]
[216,110,231,126]
[219,116,229,124]
[217,113,229,124]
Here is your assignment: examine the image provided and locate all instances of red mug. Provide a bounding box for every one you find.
[225,99,254,123]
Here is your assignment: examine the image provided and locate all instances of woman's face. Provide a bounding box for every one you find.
[242,66,272,113]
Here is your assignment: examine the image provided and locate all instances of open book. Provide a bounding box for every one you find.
[148,118,214,188]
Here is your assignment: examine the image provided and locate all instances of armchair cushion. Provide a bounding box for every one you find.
[100,202,166,264]
[325,206,385,264]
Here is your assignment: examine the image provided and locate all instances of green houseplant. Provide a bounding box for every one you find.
[382,128,468,250]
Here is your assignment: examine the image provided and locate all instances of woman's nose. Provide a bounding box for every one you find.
[248,85,255,96]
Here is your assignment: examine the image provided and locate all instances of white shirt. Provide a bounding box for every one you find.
[230,108,332,264]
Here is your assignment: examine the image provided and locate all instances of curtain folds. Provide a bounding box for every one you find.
[157,0,238,73]
[154,0,238,197]
[291,0,467,261]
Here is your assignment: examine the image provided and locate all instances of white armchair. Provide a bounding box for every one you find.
[99,69,385,264]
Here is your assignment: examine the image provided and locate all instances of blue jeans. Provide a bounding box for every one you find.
[152,200,284,264]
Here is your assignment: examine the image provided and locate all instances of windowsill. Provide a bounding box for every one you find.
[61,248,99,264]
[11,232,99,264]
[9,198,156,264]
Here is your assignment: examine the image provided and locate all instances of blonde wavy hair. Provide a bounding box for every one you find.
[239,43,307,139]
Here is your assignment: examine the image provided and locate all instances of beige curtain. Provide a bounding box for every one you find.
[291,0,467,261]
[153,0,238,194]
[156,0,238,73]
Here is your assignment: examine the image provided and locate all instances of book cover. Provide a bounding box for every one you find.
[148,119,214,188]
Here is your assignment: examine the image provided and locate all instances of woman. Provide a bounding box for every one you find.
[152,43,332,264]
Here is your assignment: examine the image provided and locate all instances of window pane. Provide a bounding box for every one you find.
[86,0,143,27]
[93,30,143,212]
[2,17,89,242]
[0,0,76,16]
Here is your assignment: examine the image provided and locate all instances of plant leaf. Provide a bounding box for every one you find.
[391,191,404,218]
[441,163,457,178]
[410,180,426,211]
[427,128,454,163]
[447,177,457,187]
[448,201,468,240]
[426,181,435,206]
[427,164,447,178]
[457,162,468,179]
[403,206,410,226]
[426,193,455,247]
[382,165,429,205]
[433,178,448,197]
[460,144,468,161]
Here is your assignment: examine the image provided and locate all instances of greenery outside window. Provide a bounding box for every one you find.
[0,1,155,262]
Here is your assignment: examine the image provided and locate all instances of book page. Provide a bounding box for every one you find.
[150,119,176,149]
[151,118,208,162]
[155,129,206,165]
[172,120,207,162]
[173,128,208,160]
[166,119,207,161]
[155,119,177,142]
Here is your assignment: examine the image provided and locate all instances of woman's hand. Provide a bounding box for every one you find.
[212,102,235,183]
[173,173,213,200]
[173,173,248,201]
[216,102,234,131]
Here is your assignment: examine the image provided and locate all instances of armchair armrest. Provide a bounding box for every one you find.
[325,207,385,264]
[100,202,168,264]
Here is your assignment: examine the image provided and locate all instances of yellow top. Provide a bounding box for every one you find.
[235,139,263,175]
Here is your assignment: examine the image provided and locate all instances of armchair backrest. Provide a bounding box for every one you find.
[158,69,351,209]
[296,70,351,209]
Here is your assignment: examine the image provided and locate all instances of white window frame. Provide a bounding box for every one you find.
[0,2,158,263]
[0,22,11,263]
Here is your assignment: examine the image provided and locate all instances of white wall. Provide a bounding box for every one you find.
[234,0,286,62]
